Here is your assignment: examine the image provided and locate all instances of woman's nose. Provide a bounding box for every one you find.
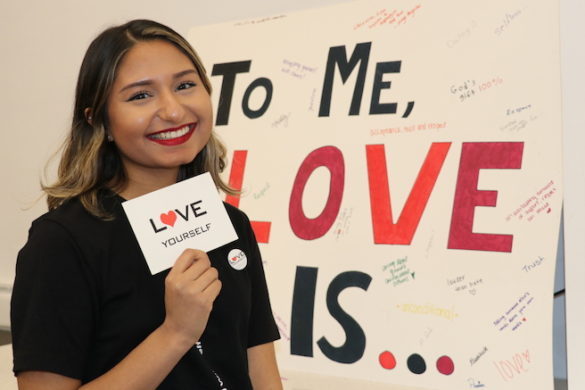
[157,91,185,123]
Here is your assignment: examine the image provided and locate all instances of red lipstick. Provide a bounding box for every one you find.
[147,123,196,146]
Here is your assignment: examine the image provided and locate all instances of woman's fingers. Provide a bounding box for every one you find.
[202,278,222,300]
[163,248,222,343]
[186,266,219,295]
[168,248,207,275]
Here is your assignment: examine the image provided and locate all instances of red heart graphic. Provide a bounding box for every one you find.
[160,211,177,227]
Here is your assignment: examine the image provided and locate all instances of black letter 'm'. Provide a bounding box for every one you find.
[319,42,372,117]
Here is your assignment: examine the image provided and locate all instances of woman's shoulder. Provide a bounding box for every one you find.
[30,198,85,232]
[29,192,122,241]
[222,201,252,227]
[20,193,125,273]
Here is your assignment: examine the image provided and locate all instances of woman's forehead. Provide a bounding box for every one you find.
[114,40,196,85]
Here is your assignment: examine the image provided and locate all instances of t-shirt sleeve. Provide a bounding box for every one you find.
[11,218,97,379]
[241,215,281,348]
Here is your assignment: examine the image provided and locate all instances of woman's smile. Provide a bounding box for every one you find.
[147,123,197,146]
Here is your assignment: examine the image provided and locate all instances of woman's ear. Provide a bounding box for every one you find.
[84,108,93,125]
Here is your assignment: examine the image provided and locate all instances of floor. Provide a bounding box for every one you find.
[555,378,568,390]
[0,331,10,346]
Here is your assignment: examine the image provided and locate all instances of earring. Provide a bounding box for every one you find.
[107,134,114,142]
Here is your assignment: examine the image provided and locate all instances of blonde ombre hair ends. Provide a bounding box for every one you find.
[43,19,234,218]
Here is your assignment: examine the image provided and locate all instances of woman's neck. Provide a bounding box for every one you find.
[118,168,179,200]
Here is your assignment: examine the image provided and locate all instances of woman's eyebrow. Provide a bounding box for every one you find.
[173,69,197,79]
[119,79,153,93]
[118,69,197,93]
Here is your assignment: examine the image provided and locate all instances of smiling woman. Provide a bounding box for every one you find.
[43,19,233,219]
[105,40,214,199]
[10,19,282,390]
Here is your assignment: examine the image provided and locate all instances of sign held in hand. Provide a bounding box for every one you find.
[122,172,238,274]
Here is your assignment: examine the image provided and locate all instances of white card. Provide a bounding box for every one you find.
[122,172,238,274]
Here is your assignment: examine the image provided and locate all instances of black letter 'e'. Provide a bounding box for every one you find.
[369,61,401,115]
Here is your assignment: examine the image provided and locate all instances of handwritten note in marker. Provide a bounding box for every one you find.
[122,172,238,274]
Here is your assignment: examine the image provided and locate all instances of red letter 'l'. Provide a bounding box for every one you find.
[225,150,272,243]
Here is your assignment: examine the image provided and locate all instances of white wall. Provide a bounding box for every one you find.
[560,0,585,389]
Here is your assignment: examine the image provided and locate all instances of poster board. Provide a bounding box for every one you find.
[189,0,563,388]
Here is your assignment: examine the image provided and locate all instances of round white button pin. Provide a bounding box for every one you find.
[227,249,247,270]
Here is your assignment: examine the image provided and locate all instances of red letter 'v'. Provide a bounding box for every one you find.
[366,143,451,244]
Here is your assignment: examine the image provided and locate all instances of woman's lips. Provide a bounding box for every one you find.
[147,123,196,146]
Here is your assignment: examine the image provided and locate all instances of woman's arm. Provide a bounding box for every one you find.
[17,249,221,390]
[18,324,190,390]
[247,342,283,390]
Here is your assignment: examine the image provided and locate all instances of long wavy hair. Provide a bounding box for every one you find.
[43,19,234,218]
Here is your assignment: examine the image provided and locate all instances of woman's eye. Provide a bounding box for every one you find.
[127,91,151,101]
[177,81,196,91]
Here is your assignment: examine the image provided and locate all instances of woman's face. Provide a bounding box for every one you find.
[106,39,212,183]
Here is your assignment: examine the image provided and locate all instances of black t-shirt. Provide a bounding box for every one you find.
[11,191,279,389]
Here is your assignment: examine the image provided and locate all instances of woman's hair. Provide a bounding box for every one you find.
[43,19,234,218]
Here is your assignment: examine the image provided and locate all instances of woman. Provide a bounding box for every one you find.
[11,19,282,390]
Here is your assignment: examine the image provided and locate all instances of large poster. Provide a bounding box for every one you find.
[189,1,562,388]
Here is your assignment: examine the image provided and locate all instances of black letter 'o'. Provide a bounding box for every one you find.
[242,77,273,119]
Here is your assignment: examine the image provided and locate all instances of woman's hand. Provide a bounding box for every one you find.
[161,249,222,346]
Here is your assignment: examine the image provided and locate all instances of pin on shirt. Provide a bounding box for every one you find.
[227,249,247,270]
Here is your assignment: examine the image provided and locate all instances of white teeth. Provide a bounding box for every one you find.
[149,125,191,140]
